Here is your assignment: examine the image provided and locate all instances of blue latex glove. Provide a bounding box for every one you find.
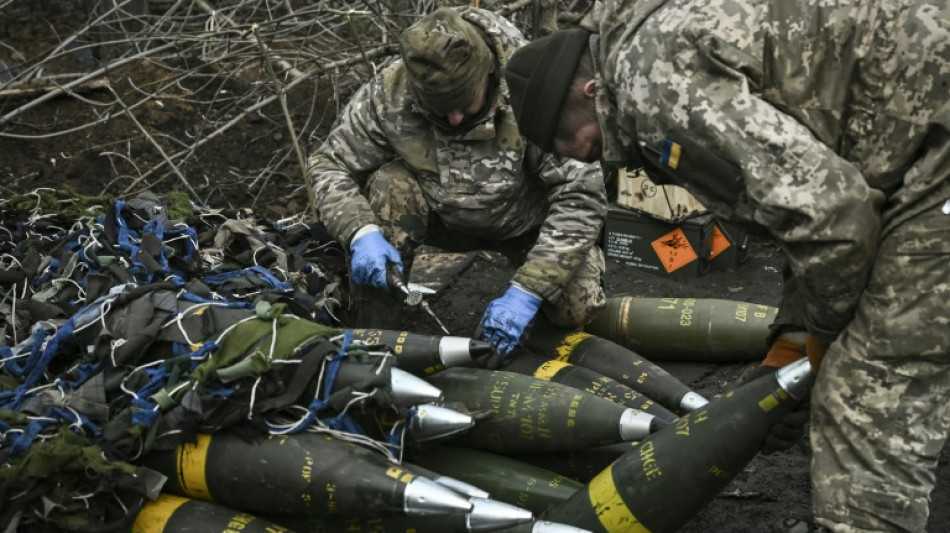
[349,228,403,291]
[478,284,542,365]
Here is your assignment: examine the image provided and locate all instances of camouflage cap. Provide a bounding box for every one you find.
[399,7,493,115]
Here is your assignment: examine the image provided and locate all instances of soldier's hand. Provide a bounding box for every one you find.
[805,336,828,373]
[350,228,402,291]
[477,285,542,362]
[744,361,811,455]
[762,400,810,454]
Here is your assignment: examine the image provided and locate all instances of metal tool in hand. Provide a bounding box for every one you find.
[386,262,451,335]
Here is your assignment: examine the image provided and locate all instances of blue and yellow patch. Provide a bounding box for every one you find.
[660,140,681,169]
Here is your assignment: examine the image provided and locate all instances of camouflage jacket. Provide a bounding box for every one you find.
[309,7,606,302]
[587,0,950,344]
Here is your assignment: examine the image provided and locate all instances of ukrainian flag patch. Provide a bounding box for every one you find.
[660,139,681,169]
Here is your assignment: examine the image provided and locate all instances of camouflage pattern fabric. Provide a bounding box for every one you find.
[813,202,950,532]
[366,159,606,328]
[308,6,607,306]
[586,0,950,529]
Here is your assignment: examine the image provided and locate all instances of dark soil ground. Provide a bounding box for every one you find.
[2,4,947,532]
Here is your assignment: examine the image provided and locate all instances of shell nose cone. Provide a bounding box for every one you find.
[466,497,534,532]
[618,408,658,441]
[409,403,475,442]
[432,475,491,500]
[679,391,709,412]
[391,367,444,407]
[403,476,474,516]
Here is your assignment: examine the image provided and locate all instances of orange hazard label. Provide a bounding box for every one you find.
[651,228,697,273]
[709,225,732,259]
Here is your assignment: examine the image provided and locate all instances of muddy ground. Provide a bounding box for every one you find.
[1,3,947,532]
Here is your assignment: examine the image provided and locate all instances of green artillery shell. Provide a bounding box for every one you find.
[504,351,678,423]
[139,431,471,518]
[541,358,814,533]
[266,497,534,533]
[408,445,583,513]
[406,463,491,499]
[132,493,295,533]
[347,329,491,376]
[523,321,707,414]
[584,297,778,362]
[426,368,661,453]
[506,443,640,484]
[333,359,444,408]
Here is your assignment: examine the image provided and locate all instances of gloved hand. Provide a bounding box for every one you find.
[742,335,805,383]
[349,227,403,292]
[744,334,812,454]
[805,336,828,373]
[745,365,812,455]
[763,398,810,455]
[477,284,542,368]
[762,336,805,368]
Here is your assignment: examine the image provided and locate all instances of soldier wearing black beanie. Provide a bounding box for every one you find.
[504,29,591,153]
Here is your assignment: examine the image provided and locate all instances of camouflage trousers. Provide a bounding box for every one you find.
[811,201,950,532]
[366,159,606,328]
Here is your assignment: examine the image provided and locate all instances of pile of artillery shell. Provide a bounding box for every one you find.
[2,191,810,533]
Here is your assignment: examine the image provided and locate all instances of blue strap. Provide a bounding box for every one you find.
[177,290,254,309]
[7,406,102,455]
[61,362,101,388]
[0,327,46,378]
[130,397,160,429]
[31,258,60,288]
[4,321,77,410]
[8,417,53,455]
[203,265,293,292]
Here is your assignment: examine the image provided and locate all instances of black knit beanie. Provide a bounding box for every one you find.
[505,29,591,152]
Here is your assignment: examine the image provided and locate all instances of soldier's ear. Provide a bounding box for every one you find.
[582,79,596,99]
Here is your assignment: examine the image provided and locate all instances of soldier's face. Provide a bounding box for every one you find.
[445,83,487,126]
[445,63,495,127]
[553,79,602,163]
[554,120,602,163]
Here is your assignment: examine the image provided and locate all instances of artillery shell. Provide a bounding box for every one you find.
[266,496,533,533]
[504,351,678,423]
[585,297,778,362]
[131,493,294,533]
[408,445,583,513]
[139,430,472,518]
[426,368,664,453]
[541,358,814,532]
[347,329,491,376]
[523,321,707,414]
[505,442,640,484]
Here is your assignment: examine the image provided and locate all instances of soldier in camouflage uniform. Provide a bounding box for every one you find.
[504,0,950,532]
[307,7,607,360]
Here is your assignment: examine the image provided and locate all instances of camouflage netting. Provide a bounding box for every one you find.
[0,189,414,531]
